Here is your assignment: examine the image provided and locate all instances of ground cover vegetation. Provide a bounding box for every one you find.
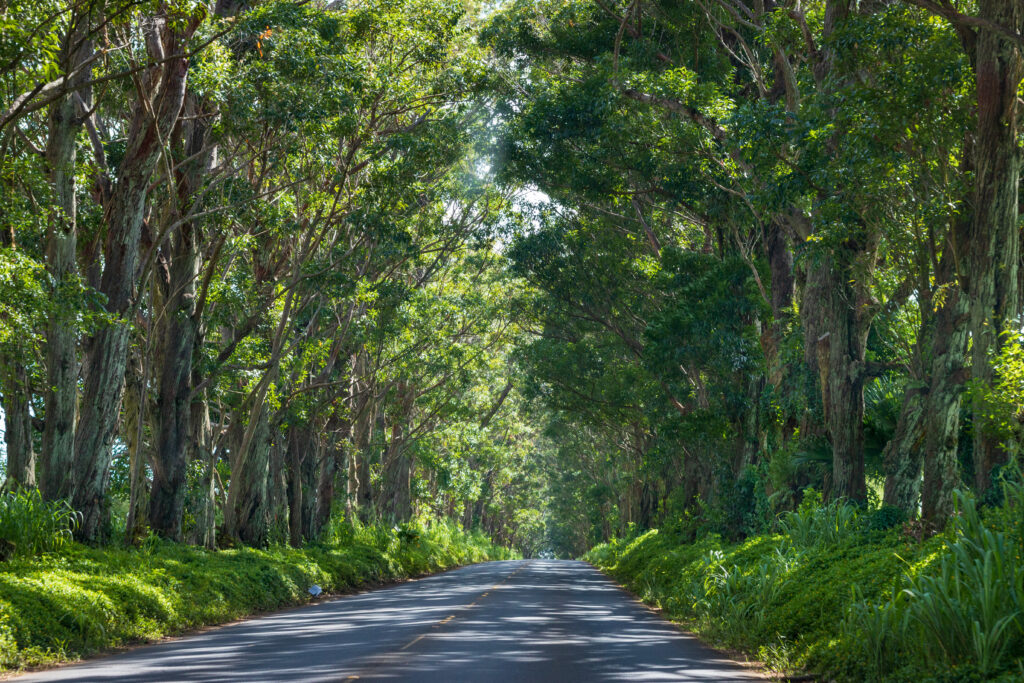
[589,477,1024,681]
[4,0,1024,678]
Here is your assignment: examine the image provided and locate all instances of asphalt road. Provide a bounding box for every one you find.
[17,560,764,682]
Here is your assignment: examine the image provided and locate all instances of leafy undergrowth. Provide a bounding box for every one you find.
[0,519,515,672]
[587,487,1024,682]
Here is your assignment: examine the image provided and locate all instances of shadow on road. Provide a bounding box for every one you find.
[17,560,763,682]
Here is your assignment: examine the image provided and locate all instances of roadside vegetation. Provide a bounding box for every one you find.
[589,475,1024,682]
[0,490,513,672]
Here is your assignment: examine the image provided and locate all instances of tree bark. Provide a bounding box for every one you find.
[351,352,376,520]
[72,14,195,541]
[969,0,1024,495]
[40,20,92,502]
[300,437,319,541]
[286,426,319,546]
[149,93,208,540]
[226,404,272,546]
[881,386,925,511]
[381,436,413,523]
[123,350,150,540]
[187,392,216,548]
[764,219,795,390]
[921,285,971,525]
[313,414,348,539]
[1,364,35,490]
[800,251,871,502]
[380,382,415,523]
[314,441,340,539]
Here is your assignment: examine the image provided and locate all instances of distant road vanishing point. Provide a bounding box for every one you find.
[17,560,765,682]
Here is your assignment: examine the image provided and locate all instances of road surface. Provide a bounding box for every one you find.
[17,560,764,682]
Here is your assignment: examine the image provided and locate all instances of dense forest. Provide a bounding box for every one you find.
[1,0,1024,565]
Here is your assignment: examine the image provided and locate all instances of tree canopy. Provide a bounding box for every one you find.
[0,0,1023,559]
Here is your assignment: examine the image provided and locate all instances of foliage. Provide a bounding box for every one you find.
[4,0,1024,676]
[969,330,1024,460]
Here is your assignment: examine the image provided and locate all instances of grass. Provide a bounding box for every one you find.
[586,486,1024,682]
[0,490,79,559]
[0,518,516,672]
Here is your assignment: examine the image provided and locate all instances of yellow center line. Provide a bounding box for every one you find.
[400,633,427,651]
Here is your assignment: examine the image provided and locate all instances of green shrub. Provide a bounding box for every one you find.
[841,585,906,677]
[0,490,80,557]
[587,506,944,680]
[864,505,908,532]
[907,495,1022,674]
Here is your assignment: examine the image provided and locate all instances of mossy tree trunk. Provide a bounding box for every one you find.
[72,14,196,541]
[40,19,92,502]
[149,91,210,540]
[0,364,35,490]
[968,0,1024,495]
[226,404,272,546]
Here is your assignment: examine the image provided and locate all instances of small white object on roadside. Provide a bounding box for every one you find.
[308,585,322,597]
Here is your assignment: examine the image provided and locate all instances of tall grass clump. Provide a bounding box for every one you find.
[695,545,801,649]
[0,490,80,557]
[777,489,860,548]
[840,477,1024,681]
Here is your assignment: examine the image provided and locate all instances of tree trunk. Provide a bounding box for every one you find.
[123,351,150,540]
[226,404,272,546]
[40,23,91,502]
[149,195,202,540]
[801,252,870,502]
[300,439,319,541]
[72,15,194,541]
[345,445,357,519]
[380,383,415,523]
[0,210,35,491]
[764,219,795,391]
[286,426,319,546]
[352,353,376,520]
[921,285,970,526]
[188,393,216,548]
[314,442,340,538]
[314,415,348,538]
[269,438,288,543]
[969,0,1024,495]
[1,364,35,490]
[381,437,413,523]
[881,387,925,511]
